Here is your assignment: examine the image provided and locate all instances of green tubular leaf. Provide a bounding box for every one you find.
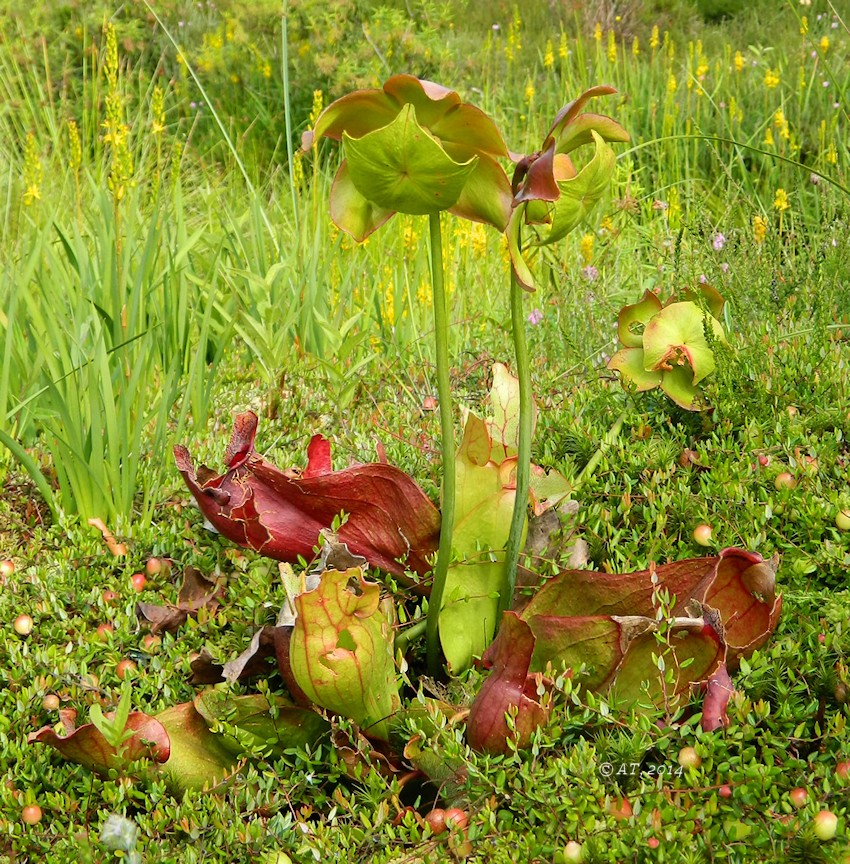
[439,419,518,673]
[486,361,538,462]
[608,347,663,392]
[532,132,616,245]
[616,290,663,348]
[192,691,329,758]
[329,162,395,241]
[289,568,400,741]
[343,104,478,215]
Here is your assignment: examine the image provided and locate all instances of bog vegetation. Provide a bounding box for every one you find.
[1,1,850,862]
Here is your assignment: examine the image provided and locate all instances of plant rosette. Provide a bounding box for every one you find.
[608,285,726,410]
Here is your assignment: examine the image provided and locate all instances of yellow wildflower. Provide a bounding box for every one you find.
[544,39,554,69]
[150,86,165,135]
[773,188,790,212]
[753,215,767,243]
[470,222,488,257]
[764,68,780,89]
[260,61,272,79]
[734,51,745,72]
[292,150,304,191]
[800,16,808,36]
[607,30,617,62]
[820,36,829,52]
[650,25,660,50]
[826,144,837,166]
[580,233,594,265]
[525,80,535,103]
[763,127,775,147]
[559,31,568,60]
[594,22,602,43]
[22,132,42,206]
[632,37,640,57]
[103,22,119,88]
[309,90,324,128]
[600,215,614,234]
[774,109,790,140]
[667,73,678,94]
[67,120,82,171]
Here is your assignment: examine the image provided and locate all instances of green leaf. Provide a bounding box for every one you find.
[329,161,395,241]
[289,568,400,741]
[532,132,617,245]
[524,611,725,708]
[343,104,478,216]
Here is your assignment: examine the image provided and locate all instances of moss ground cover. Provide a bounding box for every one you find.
[2,1,850,861]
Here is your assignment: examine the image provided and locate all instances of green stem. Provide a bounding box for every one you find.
[425,211,455,676]
[573,409,627,491]
[394,618,427,655]
[499,265,533,620]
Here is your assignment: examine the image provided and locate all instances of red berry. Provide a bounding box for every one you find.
[789,787,808,809]
[102,589,118,604]
[758,454,770,467]
[719,784,733,798]
[131,572,147,593]
[22,804,42,825]
[425,808,446,834]
[0,559,15,578]
[837,761,850,781]
[96,623,114,641]
[608,797,632,821]
[116,659,137,680]
[142,634,161,650]
[444,808,468,831]
[648,837,660,849]
[145,557,168,577]
[42,694,60,711]
[775,472,796,490]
